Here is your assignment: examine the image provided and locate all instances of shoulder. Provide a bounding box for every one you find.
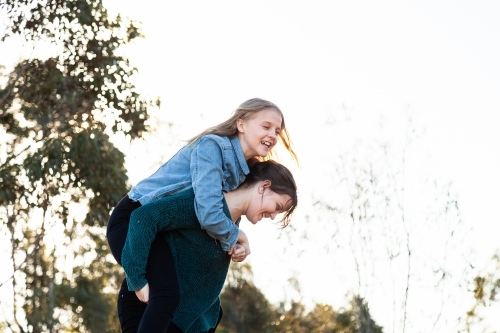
[198,134,231,148]
[193,135,235,157]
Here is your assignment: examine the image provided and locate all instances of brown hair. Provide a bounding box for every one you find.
[187,98,298,163]
[242,160,298,227]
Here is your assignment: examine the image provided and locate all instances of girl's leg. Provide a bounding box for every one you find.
[106,195,141,265]
[118,279,147,332]
[107,196,144,332]
[162,305,223,333]
[107,197,181,332]
[166,323,183,333]
[137,233,181,332]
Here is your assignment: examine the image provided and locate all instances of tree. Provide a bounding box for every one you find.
[219,263,278,333]
[293,108,473,332]
[460,252,500,333]
[218,262,384,333]
[0,0,156,331]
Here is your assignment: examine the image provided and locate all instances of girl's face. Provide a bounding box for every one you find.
[245,181,292,224]
[237,108,282,160]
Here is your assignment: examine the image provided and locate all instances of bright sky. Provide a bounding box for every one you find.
[2,0,499,331]
[109,0,500,331]
[110,1,500,331]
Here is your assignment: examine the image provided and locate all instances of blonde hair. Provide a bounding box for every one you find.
[187,98,298,163]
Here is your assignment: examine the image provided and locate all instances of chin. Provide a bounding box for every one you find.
[259,151,269,157]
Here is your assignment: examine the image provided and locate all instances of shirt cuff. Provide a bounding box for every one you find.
[220,225,239,251]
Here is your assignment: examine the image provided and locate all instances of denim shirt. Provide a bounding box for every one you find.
[127,134,249,251]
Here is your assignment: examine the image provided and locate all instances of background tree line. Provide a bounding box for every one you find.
[218,263,383,333]
[1,1,498,332]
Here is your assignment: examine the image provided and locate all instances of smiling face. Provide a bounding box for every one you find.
[236,108,283,160]
[245,181,292,224]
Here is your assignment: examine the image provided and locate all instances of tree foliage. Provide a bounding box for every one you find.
[460,252,500,333]
[219,263,277,333]
[218,262,383,333]
[0,0,156,331]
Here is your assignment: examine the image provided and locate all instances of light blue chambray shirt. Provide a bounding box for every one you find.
[127,134,249,251]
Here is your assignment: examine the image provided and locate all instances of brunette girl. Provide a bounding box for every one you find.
[121,160,298,332]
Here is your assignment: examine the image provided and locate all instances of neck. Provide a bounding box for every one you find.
[236,133,253,161]
[223,188,250,222]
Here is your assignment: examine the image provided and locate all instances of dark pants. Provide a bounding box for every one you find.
[107,195,181,332]
[117,279,222,333]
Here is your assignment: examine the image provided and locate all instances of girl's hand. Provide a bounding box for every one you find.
[230,243,248,262]
[236,229,251,256]
[135,283,149,303]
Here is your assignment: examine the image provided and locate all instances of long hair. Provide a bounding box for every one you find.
[187,98,298,163]
[242,160,298,227]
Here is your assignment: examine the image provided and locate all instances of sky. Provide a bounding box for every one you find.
[2,0,500,332]
[104,1,500,331]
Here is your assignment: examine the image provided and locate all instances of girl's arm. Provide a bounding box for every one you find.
[190,136,242,252]
[121,192,195,291]
[231,229,250,258]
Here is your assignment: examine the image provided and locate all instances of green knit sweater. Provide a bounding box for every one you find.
[122,188,234,333]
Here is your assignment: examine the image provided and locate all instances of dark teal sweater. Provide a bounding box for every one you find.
[122,188,234,333]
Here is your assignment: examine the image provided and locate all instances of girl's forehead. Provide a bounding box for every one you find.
[251,108,282,122]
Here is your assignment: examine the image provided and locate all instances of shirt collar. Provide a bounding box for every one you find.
[230,136,250,175]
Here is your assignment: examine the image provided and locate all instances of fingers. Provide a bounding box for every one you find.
[231,256,244,262]
[229,242,252,262]
[135,283,150,303]
[230,244,249,262]
[232,246,245,256]
[231,252,246,262]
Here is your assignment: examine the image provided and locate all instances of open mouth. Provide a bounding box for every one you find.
[261,141,271,149]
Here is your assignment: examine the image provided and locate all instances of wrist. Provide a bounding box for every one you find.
[237,229,248,243]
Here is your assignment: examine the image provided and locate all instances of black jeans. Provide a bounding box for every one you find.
[107,195,181,332]
[117,279,223,333]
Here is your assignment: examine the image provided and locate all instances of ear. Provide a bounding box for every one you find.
[259,180,272,193]
[236,118,245,133]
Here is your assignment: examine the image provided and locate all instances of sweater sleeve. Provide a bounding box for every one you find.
[121,191,194,291]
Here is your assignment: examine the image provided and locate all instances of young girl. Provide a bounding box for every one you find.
[106,98,298,331]
[121,160,298,333]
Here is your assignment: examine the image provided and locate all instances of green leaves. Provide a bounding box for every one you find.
[218,263,384,333]
[1,0,156,331]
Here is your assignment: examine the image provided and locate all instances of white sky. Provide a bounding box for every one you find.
[111,1,500,331]
[1,0,499,331]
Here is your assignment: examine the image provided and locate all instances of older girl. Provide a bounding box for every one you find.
[121,160,298,333]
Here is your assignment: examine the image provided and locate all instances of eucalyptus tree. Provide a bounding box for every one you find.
[0,1,156,331]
